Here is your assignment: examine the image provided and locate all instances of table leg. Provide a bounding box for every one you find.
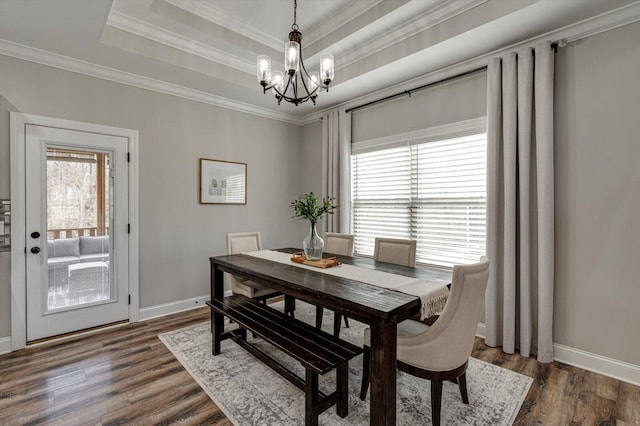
[369,318,398,426]
[211,263,224,355]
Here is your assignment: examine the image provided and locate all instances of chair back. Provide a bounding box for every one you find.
[397,257,490,371]
[373,237,416,267]
[324,232,354,256]
[225,232,262,295]
[226,231,262,254]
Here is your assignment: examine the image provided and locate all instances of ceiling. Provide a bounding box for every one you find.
[1,0,639,123]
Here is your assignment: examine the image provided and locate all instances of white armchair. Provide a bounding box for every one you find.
[360,257,490,426]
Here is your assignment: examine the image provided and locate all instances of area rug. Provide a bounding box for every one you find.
[159,302,532,425]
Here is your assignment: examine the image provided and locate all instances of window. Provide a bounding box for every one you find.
[351,120,486,268]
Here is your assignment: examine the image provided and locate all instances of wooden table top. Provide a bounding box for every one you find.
[209,248,451,323]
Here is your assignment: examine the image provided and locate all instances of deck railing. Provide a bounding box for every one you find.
[48,227,109,239]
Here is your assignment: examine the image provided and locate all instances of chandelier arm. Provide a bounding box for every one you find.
[297,58,321,95]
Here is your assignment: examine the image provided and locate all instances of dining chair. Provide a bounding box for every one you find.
[324,232,354,257]
[316,233,354,336]
[226,232,292,315]
[373,237,417,267]
[359,256,490,426]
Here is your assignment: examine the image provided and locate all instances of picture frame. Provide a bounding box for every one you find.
[199,158,247,204]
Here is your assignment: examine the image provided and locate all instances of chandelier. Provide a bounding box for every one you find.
[256,0,334,106]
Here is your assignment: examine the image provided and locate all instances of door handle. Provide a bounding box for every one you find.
[30,247,41,254]
[31,231,41,239]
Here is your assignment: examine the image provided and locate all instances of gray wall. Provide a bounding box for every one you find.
[351,71,487,143]
[554,21,640,365]
[299,22,640,366]
[0,56,303,338]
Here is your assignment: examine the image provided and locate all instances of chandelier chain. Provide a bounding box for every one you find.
[292,0,298,31]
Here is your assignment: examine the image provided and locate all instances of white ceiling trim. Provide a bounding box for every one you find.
[164,0,384,52]
[164,0,284,51]
[299,1,640,125]
[303,0,385,46]
[0,39,303,125]
[106,9,255,75]
[334,0,487,71]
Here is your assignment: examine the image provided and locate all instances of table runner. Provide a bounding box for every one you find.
[245,250,449,319]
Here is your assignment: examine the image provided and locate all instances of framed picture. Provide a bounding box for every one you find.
[199,158,247,204]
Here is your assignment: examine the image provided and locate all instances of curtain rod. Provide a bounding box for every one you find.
[345,66,487,114]
[345,42,558,114]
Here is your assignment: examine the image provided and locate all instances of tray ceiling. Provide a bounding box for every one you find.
[1,0,639,122]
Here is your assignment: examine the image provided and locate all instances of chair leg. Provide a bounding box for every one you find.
[359,346,370,400]
[458,372,469,404]
[343,316,350,328]
[431,379,443,426]
[315,306,324,329]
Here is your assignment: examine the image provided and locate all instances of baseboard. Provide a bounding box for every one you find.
[554,343,640,387]
[0,336,11,355]
[138,291,232,321]
[476,321,486,338]
[474,321,640,386]
[139,295,209,321]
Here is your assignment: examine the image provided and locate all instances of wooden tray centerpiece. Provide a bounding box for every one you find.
[291,251,341,268]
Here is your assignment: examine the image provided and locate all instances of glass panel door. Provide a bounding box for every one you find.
[46,148,113,311]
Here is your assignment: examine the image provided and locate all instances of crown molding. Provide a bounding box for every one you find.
[164,0,283,51]
[334,0,487,70]
[106,9,254,75]
[304,0,385,46]
[556,0,640,44]
[0,39,303,125]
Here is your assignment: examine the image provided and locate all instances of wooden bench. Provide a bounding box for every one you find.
[207,295,362,426]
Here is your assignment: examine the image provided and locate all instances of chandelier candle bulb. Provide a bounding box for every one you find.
[285,41,299,75]
[257,55,271,86]
[320,53,334,85]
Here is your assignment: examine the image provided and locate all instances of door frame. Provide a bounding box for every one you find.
[10,112,140,350]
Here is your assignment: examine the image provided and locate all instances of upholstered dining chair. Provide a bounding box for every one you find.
[373,237,417,267]
[359,256,490,426]
[316,232,355,336]
[226,232,292,314]
[324,232,355,257]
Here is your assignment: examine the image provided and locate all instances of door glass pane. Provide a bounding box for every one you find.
[46,148,112,310]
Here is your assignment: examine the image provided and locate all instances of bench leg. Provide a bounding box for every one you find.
[333,313,342,338]
[285,295,296,318]
[305,369,319,426]
[336,362,349,418]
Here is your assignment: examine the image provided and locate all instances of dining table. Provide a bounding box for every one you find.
[209,247,451,426]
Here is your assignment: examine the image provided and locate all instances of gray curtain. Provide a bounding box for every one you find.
[321,109,351,233]
[485,42,555,363]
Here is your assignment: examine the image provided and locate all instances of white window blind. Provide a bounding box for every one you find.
[351,132,486,268]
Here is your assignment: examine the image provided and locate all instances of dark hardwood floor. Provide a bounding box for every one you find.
[1,307,638,425]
